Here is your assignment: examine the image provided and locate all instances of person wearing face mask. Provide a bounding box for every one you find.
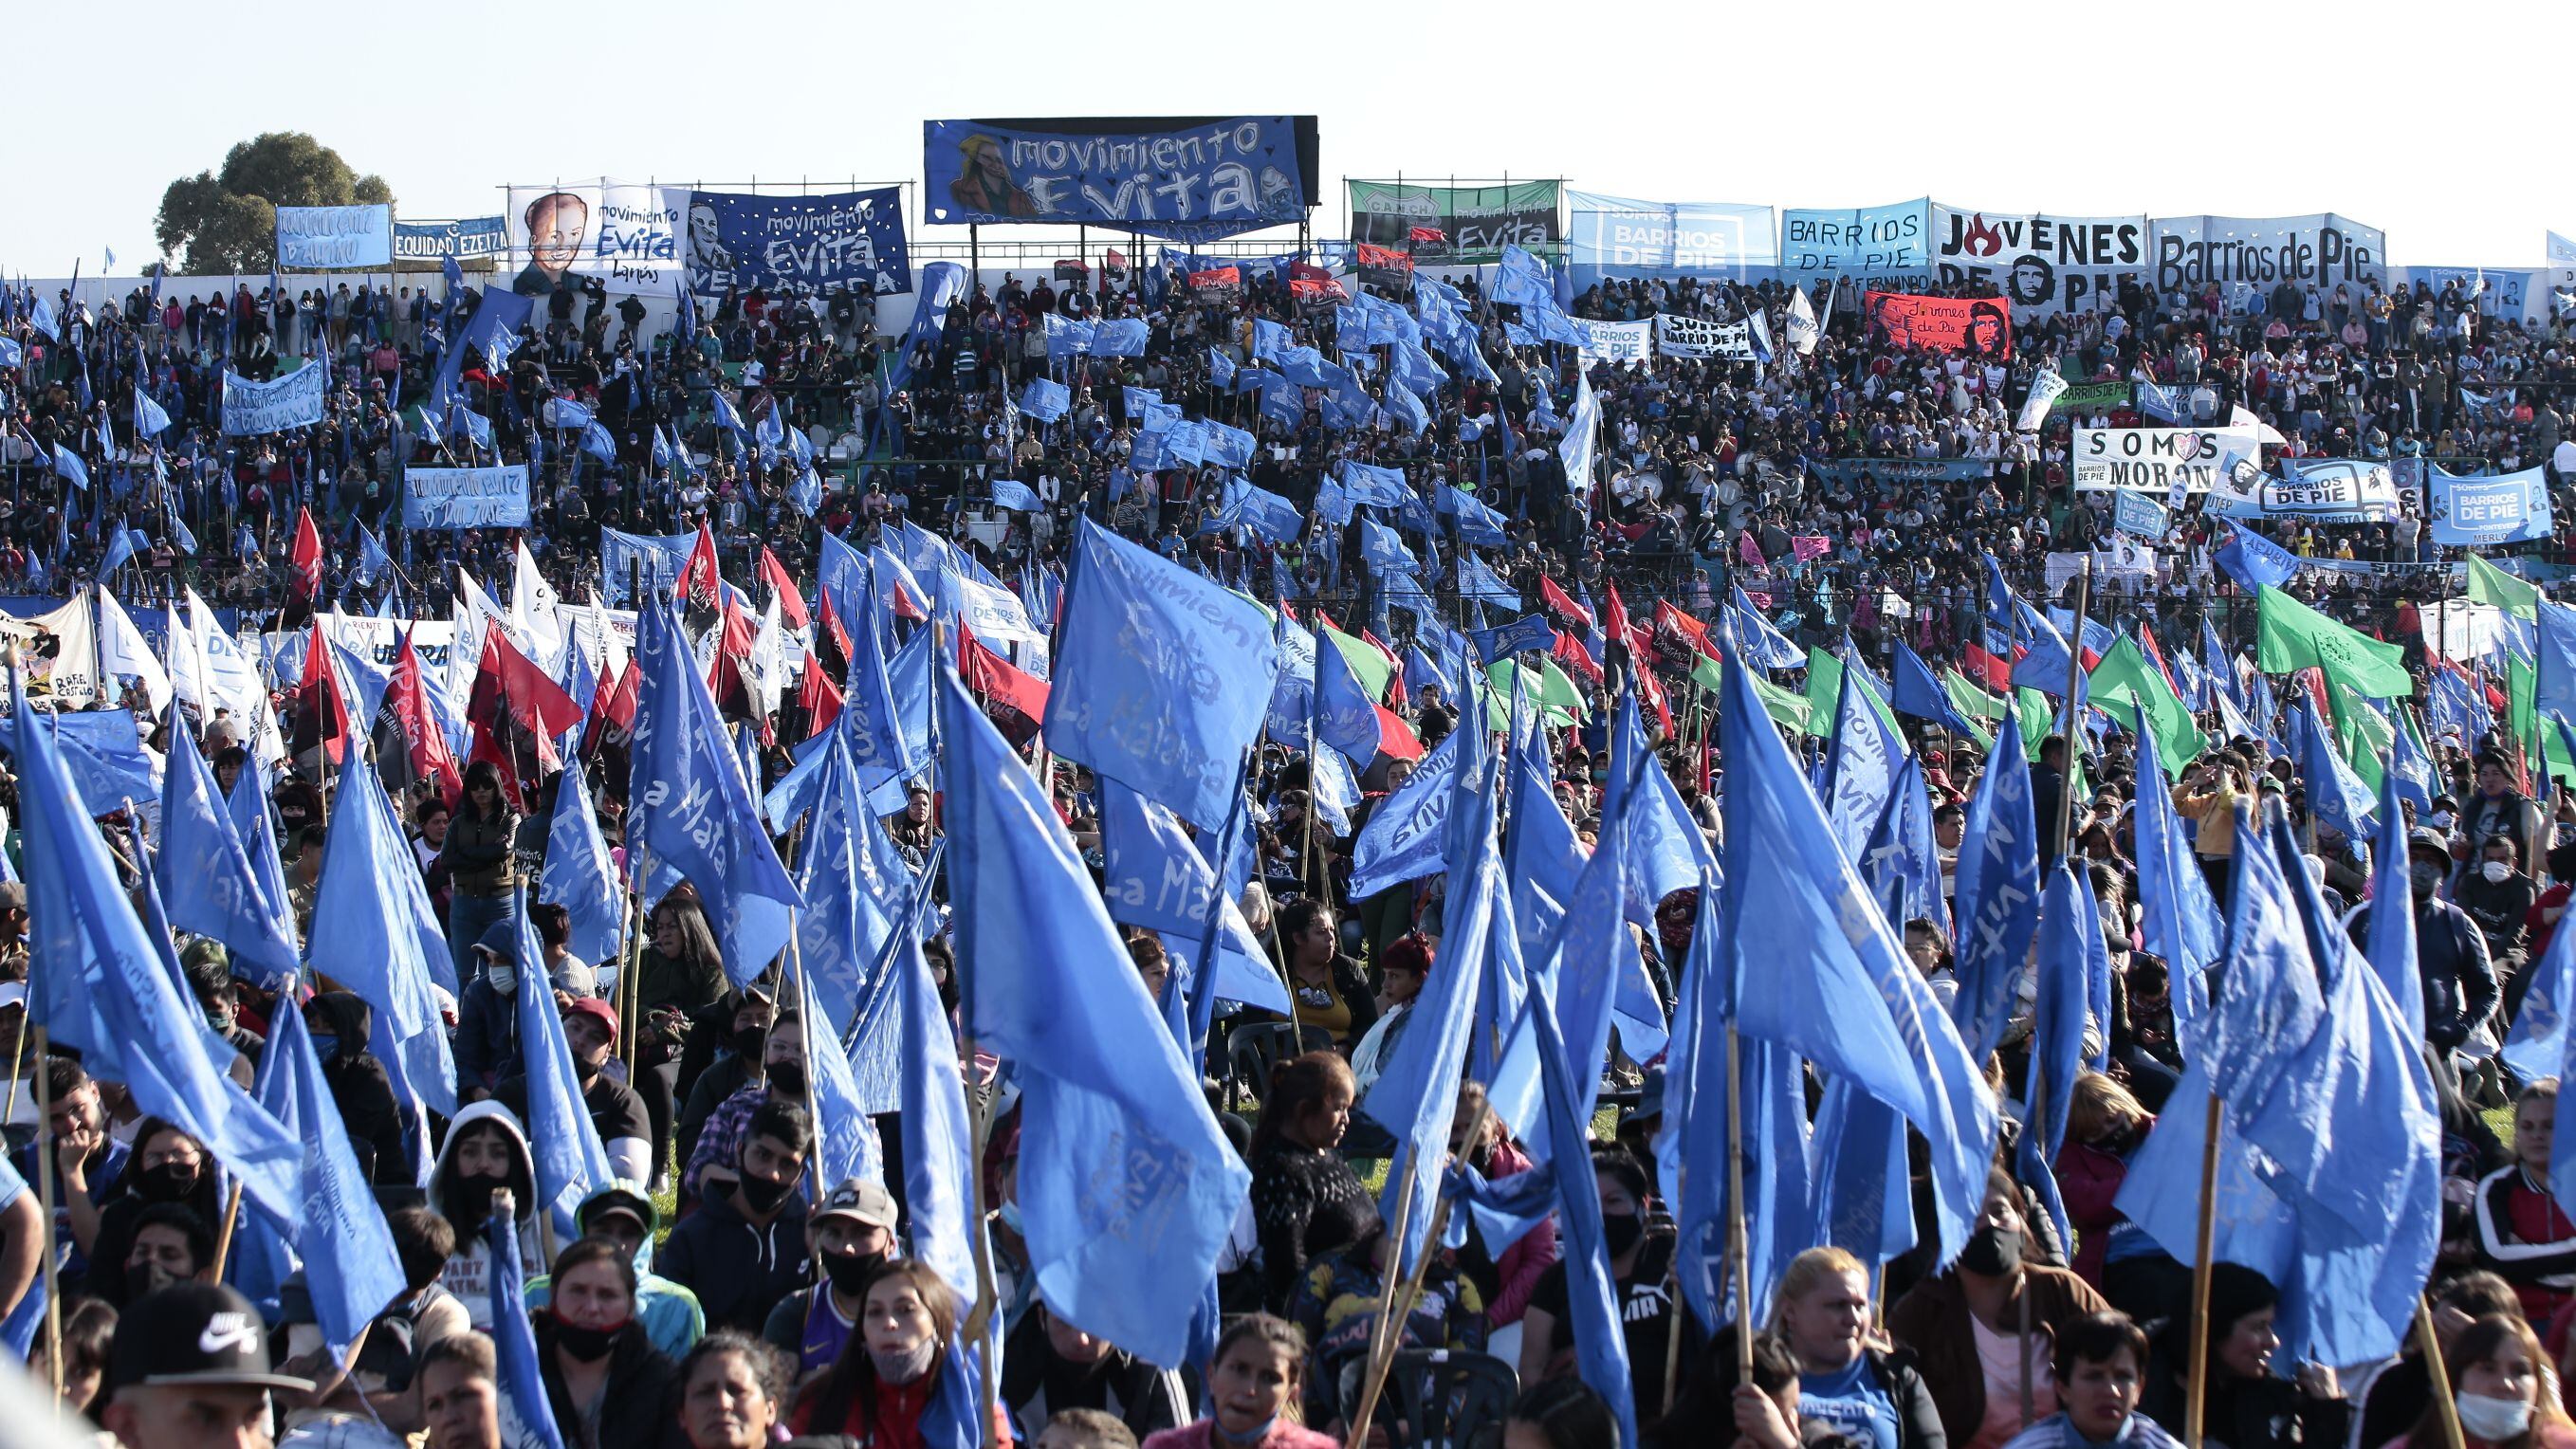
[2456,835,2540,1003]
[304,991,413,1185]
[1520,1147,1692,1419]
[524,1183,706,1360]
[2346,829,2497,1065]
[761,1177,901,1375]
[790,1257,1009,1443]
[674,986,775,1175]
[2138,1264,2346,1449]
[680,1010,811,1207]
[535,1237,682,1449]
[428,1102,543,1330]
[1887,1169,2112,1449]
[498,999,652,1184]
[2352,1271,2520,1449]
[1002,1300,1190,1442]
[2395,1313,2576,1449]
[75,1119,219,1307]
[662,1100,813,1334]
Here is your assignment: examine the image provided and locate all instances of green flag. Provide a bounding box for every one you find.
[2017,687,2052,761]
[2327,677,2393,792]
[2254,586,2412,697]
[1801,646,1901,741]
[1943,669,2008,723]
[2466,554,2540,620]
[1323,623,1393,701]
[2509,656,2576,786]
[1695,654,1814,734]
[2088,637,2204,778]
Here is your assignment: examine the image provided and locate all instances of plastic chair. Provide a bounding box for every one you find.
[1223,1021,1334,1110]
[1379,1348,1520,1449]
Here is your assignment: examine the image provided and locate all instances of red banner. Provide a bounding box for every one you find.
[1863,290,2014,358]
[1187,266,1241,295]
[1355,243,1413,274]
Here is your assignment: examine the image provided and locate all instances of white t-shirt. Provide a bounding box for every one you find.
[1967,1315,2058,1449]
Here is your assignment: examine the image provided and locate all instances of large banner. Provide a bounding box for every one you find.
[1348,181,1562,265]
[1578,318,1653,363]
[220,364,326,435]
[2147,214,2387,298]
[2208,458,2401,523]
[394,217,507,261]
[685,188,911,298]
[504,179,690,295]
[2428,463,2554,546]
[275,205,391,269]
[1779,199,1931,287]
[2070,426,2262,492]
[1653,312,1758,360]
[405,466,531,530]
[1863,291,2012,357]
[1564,191,1776,281]
[1807,458,1993,486]
[601,528,700,606]
[923,117,1316,242]
[1931,207,2146,316]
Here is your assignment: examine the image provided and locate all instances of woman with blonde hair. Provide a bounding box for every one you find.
[1763,1246,1944,1449]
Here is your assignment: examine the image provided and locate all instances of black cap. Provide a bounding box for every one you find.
[108,1283,315,1393]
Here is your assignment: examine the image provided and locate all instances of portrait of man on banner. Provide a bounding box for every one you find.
[514,190,589,296]
[1866,290,2014,358]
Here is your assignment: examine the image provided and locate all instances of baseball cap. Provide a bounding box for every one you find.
[109,1283,316,1393]
[564,997,618,1047]
[579,1180,657,1237]
[815,1177,899,1231]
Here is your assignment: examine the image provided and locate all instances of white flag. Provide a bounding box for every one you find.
[2017,368,2069,432]
[1786,285,1820,357]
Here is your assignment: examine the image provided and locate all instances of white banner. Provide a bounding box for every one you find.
[2147,213,2387,297]
[1578,318,1652,363]
[504,178,690,295]
[2070,426,2262,493]
[1933,207,2146,317]
[2017,369,2068,431]
[220,363,327,436]
[2207,458,2401,523]
[1653,312,1757,359]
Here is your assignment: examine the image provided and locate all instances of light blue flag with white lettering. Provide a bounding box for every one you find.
[2537,599,2576,726]
[156,722,301,982]
[538,761,624,969]
[897,874,984,1307]
[2388,709,2436,815]
[1096,781,1290,1015]
[511,890,614,1243]
[1051,518,1279,832]
[2131,724,2221,1056]
[1950,701,2041,1062]
[227,752,298,981]
[940,667,1248,1369]
[248,1004,404,1359]
[1528,985,1641,1449]
[630,598,800,985]
[1347,726,1459,898]
[488,1210,569,1449]
[1826,657,1902,863]
[1860,751,1948,937]
[2294,701,2376,840]
[305,749,459,1117]
[1718,655,1998,1267]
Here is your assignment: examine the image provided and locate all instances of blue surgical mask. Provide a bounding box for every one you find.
[309,1033,339,1061]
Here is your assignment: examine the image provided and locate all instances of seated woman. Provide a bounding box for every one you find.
[1140,1313,1338,1449]
[2388,1313,2576,1449]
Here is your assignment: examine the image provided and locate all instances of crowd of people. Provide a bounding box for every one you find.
[0,221,2569,1449]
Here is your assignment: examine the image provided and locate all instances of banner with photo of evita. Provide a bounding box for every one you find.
[685,188,912,299]
[2206,457,2402,523]
[1932,207,2147,317]
[504,179,690,296]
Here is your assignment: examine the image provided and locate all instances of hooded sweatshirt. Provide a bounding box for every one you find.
[431,1099,546,1329]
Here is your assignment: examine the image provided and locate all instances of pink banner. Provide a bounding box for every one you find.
[1793,535,1832,562]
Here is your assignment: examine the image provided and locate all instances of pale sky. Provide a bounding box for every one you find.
[8,0,2566,277]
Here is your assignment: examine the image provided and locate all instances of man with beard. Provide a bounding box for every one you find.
[498,997,653,1184]
[427,1102,541,1332]
[679,1010,811,1207]
[661,1100,812,1333]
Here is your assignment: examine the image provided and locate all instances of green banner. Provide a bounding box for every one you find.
[2057,379,2131,413]
[1348,180,1563,265]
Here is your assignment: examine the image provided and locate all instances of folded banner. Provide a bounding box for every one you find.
[2428,464,2554,547]
[1654,312,1757,359]
[406,466,532,530]
[1863,291,2013,357]
[2208,458,2402,523]
[395,217,507,261]
[1579,319,1652,364]
[1806,458,1993,487]
[685,188,911,298]
[220,364,327,435]
[2070,427,2262,493]
[1932,207,2147,317]
[275,205,392,269]
[924,117,1315,242]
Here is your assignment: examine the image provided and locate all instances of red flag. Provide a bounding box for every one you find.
[584,658,639,759]
[287,507,322,600]
[469,630,584,741]
[958,626,1050,724]
[674,523,723,611]
[1601,584,1632,652]
[1538,575,1594,630]
[1552,630,1603,686]
[758,548,810,631]
[2137,623,2180,698]
[705,600,771,740]
[1654,600,1717,661]
[1374,706,1424,762]
[289,622,350,767]
[385,631,461,808]
[814,593,856,678]
[1408,226,1447,247]
[800,651,844,736]
[1634,656,1673,739]
[1963,641,2013,691]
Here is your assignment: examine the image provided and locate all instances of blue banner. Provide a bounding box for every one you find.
[1780,198,1932,284]
[393,216,506,261]
[275,205,391,268]
[2112,489,2171,540]
[600,527,699,606]
[220,363,326,435]
[2430,463,2554,546]
[1806,457,1991,487]
[686,188,911,298]
[923,118,1311,242]
[1566,191,1776,282]
[404,466,531,530]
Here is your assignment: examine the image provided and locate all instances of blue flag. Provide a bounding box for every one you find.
[134,386,172,439]
[2294,701,2376,840]
[1826,656,1904,863]
[896,881,985,1305]
[2131,724,2222,1056]
[2389,709,2437,814]
[1052,518,1279,832]
[792,733,903,1036]
[12,674,302,1219]
[226,752,298,975]
[1860,751,1948,937]
[939,667,1248,1368]
[2366,762,2428,1044]
[1718,656,1998,1266]
[2019,863,2102,1251]
[511,890,614,1242]
[488,1208,568,1449]
[1097,782,1290,1016]
[1948,702,2042,1062]
[1891,638,1978,739]
[156,723,301,982]
[630,598,801,985]
[2217,520,2301,592]
[1527,989,1641,1449]
[1347,726,1459,898]
[1315,629,1383,765]
[52,444,87,491]
[249,1005,405,1358]
[306,750,459,1117]
[538,761,625,987]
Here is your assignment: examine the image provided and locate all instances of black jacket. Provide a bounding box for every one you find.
[2344,896,2497,1049]
[534,1314,684,1449]
[657,1185,812,1333]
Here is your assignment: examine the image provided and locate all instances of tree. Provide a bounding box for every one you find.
[155,133,395,274]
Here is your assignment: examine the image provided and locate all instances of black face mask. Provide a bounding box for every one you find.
[137,1163,198,1204]
[126,1261,175,1299]
[455,1170,510,1230]
[737,1170,796,1216]
[767,1062,808,1099]
[550,1313,625,1363]
[1959,1220,2024,1276]
[1600,1209,1645,1258]
[733,1026,767,1060]
[821,1245,891,1297]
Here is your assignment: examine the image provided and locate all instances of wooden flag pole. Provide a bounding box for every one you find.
[210,1181,246,1280]
[1726,1017,1752,1385]
[2182,1089,2223,1449]
[1343,1145,1420,1449]
[31,1024,60,1397]
[2414,1294,2470,1449]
